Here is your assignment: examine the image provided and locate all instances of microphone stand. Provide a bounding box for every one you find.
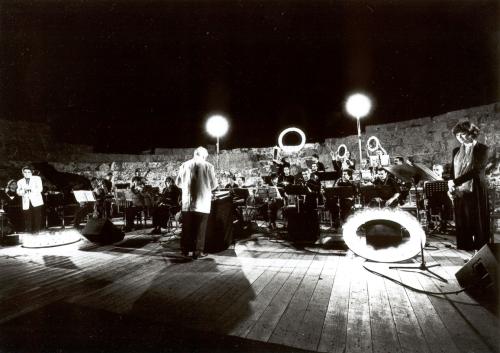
[389,175,448,283]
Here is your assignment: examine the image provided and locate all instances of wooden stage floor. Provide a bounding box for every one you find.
[0,224,498,353]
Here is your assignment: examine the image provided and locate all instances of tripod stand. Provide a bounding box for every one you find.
[383,164,448,283]
[389,239,448,282]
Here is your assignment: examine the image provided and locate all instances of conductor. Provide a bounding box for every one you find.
[176,147,218,259]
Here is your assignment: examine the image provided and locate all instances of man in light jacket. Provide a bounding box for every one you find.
[176,147,218,259]
[17,166,44,233]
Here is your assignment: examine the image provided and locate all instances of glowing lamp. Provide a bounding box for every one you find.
[346,93,372,119]
[206,115,229,138]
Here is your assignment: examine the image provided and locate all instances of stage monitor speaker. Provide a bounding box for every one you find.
[81,218,125,244]
[455,243,500,294]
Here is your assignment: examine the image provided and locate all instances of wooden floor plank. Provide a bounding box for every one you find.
[245,254,310,342]
[345,257,372,353]
[267,255,321,347]
[317,254,350,353]
[382,264,431,353]
[366,264,402,353]
[292,255,335,351]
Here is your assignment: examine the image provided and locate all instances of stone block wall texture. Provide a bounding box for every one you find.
[1,102,499,190]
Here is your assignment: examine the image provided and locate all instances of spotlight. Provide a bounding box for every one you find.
[205,114,229,171]
[345,93,372,169]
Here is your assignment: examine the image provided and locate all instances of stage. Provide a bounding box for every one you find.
[0,223,498,353]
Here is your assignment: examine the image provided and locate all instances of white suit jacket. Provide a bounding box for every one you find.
[17,176,44,210]
[176,157,217,214]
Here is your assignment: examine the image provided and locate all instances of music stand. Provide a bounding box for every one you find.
[317,172,337,181]
[383,164,447,282]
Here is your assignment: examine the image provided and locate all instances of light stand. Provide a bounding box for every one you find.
[386,171,447,283]
[206,114,229,173]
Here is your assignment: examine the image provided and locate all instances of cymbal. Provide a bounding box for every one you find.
[383,165,421,183]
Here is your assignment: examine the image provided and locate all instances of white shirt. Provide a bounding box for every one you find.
[16,176,44,210]
[176,157,217,214]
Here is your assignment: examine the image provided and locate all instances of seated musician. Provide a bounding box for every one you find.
[426,163,452,231]
[432,164,444,180]
[359,158,374,184]
[332,169,356,225]
[273,156,290,177]
[372,168,401,207]
[124,178,146,231]
[91,177,107,218]
[342,151,356,171]
[278,166,295,186]
[303,169,322,210]
[102,172,114,218]
[0,179,23,232]
[311,154,325,172]
[150,177,181,235]
[267,173,284,229]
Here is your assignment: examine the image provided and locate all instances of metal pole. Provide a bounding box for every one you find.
[357,116,363,170]
[216,136,220,171]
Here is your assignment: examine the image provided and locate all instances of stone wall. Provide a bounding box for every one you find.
[1,102,499,189]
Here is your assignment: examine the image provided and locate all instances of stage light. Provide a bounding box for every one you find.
[346,93,372,119]
[206,115,229,138]
[342,208,425,263]
[278,127,306,153]
[205,114,229,171]
[345,93,372,169]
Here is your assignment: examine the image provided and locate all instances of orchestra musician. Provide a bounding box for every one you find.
[432,164,444,179]
[333,169,356,225]
[278,166,295,186]
[91,177,107,218]
[303,168,322,210]
[267,173,284,230]
[0,180,23,232]
[17,166,44,234]
[150,176,181,235]
[124,177,146,231]
[311,154,325,172]
[448,121,490,250]
[372,167,401,208]
[359,158,374,184]
[273,156,290,177]
[425,163,452,232]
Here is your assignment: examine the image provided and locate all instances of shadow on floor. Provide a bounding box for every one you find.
[0,302,315,353]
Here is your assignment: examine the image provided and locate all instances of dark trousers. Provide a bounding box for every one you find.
[454,192,488,250]
[24,204,43,233]
[181,211,209,253]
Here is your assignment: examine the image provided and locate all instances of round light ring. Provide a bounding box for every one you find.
[206,115,229,138]
[278,127,306,153]
[342,208,425,263]
[366,136,381,152]
[346,93,372,118]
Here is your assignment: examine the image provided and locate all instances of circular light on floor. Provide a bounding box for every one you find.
[342,208,425,263]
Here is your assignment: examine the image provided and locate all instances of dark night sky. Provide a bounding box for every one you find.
[0,0,498,153]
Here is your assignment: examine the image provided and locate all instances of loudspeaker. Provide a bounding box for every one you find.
[205,195,233,253]
[286,208,319,242]
[455,244,500,294]
[81,218,125,244]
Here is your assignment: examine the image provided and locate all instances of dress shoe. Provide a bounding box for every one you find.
[192,252,208,259]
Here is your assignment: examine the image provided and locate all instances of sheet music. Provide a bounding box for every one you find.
[73,190,96,202]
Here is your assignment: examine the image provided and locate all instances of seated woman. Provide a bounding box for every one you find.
[150,177,181,234]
